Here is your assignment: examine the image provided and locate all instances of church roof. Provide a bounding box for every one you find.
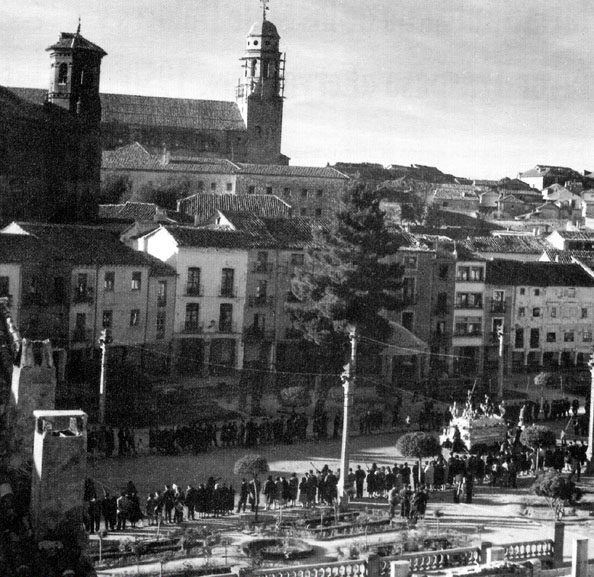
[47,32,107,56]
[5,88,246,132]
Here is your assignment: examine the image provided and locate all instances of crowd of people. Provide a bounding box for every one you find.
[83,477,238,533]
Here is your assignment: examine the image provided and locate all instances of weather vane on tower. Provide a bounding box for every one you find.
[261,0,270,21]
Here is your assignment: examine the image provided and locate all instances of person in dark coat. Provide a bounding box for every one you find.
[237,479,249,513]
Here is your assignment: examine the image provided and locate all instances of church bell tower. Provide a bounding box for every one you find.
[236,1,286,165]
[46,22,107,125]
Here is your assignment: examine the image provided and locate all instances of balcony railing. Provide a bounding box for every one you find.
[454,302,483,309]
[72,329,92,343]
[183,321,203,334]
[218,322,237,334]
[248,295,275,308]
[72,286,94,304]
[185,285,203,297]
[490,301,506,313]
[157,295,167,307]
[453,329,483,338]
[219,285,237,298]
[253,262,274,273]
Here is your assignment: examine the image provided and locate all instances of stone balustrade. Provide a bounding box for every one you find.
[239,558,368,577]
[380,546,482,575]
[501,540,554,562]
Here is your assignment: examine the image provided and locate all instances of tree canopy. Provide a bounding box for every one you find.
[233,454,269,477]
[531,470,583,520]
[520,425,556,448]
[397,432,442,460]
[288,181,403,351]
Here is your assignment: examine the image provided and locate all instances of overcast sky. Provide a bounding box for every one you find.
[1,0,593,179]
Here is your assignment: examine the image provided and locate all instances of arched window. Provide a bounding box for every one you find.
[58,63,68,85]
[251,59,257,77]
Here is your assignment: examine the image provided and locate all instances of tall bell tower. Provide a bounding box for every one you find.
[236,0,287,165]
[46,21,107,125]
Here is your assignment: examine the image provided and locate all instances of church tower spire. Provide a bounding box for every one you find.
[236,1,286,165]
[46,25,107,125]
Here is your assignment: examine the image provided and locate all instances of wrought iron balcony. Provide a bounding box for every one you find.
[72,286,94,304]
[490,302,506,313]
[183,321,203,334]
[185,285,203,297]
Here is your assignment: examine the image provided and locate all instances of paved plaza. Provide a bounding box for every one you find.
[89,428,594,566]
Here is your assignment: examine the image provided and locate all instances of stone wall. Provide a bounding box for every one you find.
[7,339,56,468]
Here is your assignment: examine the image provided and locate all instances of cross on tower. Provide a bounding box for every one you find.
[260,0,270,21]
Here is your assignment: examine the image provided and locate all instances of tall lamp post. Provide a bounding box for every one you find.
[497,326,504,399]
[586,352,594,473]
[98,328,112,425]
[337,326,357,509]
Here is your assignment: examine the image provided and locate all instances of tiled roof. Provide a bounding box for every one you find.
[497,178,533,190]
[211,211,276,243]
[486,260,594,287]
[460,236,547,255]
[1,223,176,275]
[433,185,478,200]
[541,249,594,270]
[102,143,241,174]
[519,165,578,177]
[6,88,246,132]
[0,86,75,125]
[260,217,331,249]
[101,93,245,131]
[551,230,594,240]
[98,201,186,223]
[162,225,259,249]
[236,163,348,180]
[0,234,63,263]
[178,193,292,220]
[47,32,107,56]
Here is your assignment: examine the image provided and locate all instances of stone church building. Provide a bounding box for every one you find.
[8,14,288,166]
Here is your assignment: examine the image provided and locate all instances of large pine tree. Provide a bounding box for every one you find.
[289,181,404,365]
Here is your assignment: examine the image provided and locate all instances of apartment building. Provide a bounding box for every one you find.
[0,223,177,379]
[485,261,594,373]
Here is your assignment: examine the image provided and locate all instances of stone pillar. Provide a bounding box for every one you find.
[30,410,87,540]
[481,542,493,564]
[390,560,409,577]
[486,546,505,563]
[8,339,56,467]
[554,522,565,568]
[365,553,382,577]
[571,539,588,577]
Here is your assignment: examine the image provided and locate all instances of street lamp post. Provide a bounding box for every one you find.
[586,352,594,473]
[497,326,504,399]
[337,326,357,509]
